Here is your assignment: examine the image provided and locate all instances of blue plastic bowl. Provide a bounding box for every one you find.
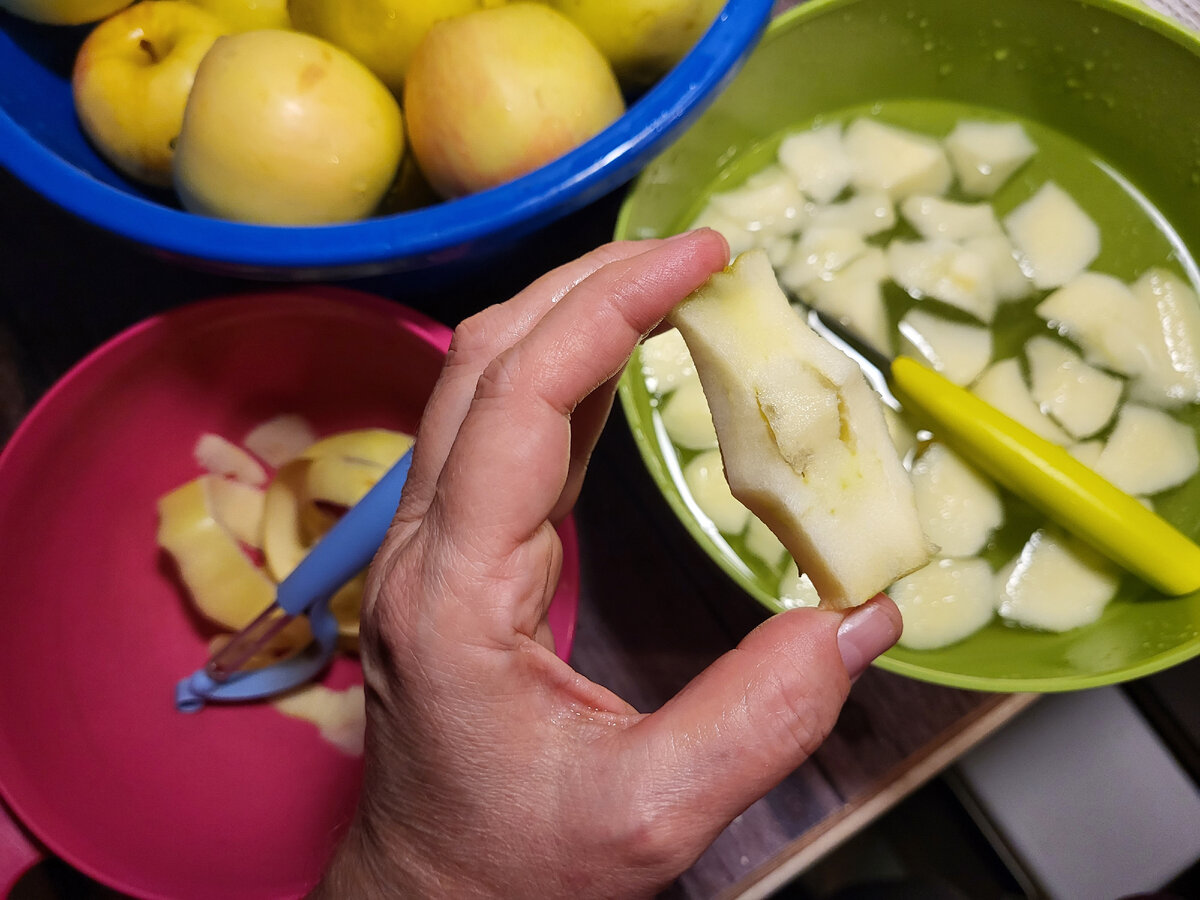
[0,0,772,280]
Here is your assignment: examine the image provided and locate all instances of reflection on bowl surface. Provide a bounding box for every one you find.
[618,0,1200,692]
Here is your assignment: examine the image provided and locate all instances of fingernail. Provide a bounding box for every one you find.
[837,598,900,680]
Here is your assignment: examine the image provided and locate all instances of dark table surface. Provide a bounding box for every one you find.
[0,151,1035,899]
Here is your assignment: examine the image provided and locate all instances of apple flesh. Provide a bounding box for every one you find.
[404,3,625,199]
[173,29,405,225]
[288,0,487,94]
[71,0,231,187]
[0,0,131,25]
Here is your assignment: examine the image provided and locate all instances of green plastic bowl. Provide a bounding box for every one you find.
[616,0,1200,692]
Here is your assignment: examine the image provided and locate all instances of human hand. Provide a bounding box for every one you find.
[312,231,903,899]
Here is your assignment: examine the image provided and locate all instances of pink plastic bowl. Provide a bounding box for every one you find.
[0,287,579,898]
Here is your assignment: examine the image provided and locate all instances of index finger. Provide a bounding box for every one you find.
[431,229,728,558]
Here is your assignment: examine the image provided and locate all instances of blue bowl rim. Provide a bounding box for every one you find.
[0,0,774,272]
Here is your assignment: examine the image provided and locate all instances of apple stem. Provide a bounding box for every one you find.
[139,39,159,65]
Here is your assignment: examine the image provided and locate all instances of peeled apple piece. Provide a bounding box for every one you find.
[1003,181,1100,289]
[776,123,854,205]
[659,377,718,451]
[807,190,896,237]
[887,238,997,323]
[996,529,1120,632]
[778,226,867,292]
[709,165,809,242]
[897,308,992,387]
[1092,404,1199,496]
[1025,335,1123,440]
[639,328,696,395]
[669,249,931,609]
[889,557,995,650]
[1034,272,1144,374]
[899,195,1001,242]
[971,358,1070,446]
[909,442,1004,558]
[745,515,788,568]
[804,247,893,356]
[688,203,757,260]
[778,560,821,609]
[682,448,750,535]
[1127,268,1200,406]
[843,118,952,200]
[943,120,1037,197]
[962,233,1032,302]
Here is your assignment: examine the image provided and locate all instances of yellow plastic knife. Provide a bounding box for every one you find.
[805,308,1200,597]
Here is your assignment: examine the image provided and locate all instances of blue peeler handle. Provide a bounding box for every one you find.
[275,446,414,616]
[175,447,415,712]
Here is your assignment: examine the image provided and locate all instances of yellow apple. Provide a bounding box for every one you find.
[71,1,231,187]
[184,0,290,30]
[548,0,725,87]
[403,2,625,198]
[173,29,405,224]
[0,0,131,25]
[288,0,487,94]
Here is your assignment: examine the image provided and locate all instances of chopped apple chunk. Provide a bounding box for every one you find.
[1035,272,1143,373]
[943,120,1037,197]
[844,118,952,200]
[688,203,757,259]
[1127,268,1200,406]
[709,164,810,241]
[670,249,930,609]
[778,225,868,291]
[1025,335,1123,439]
[962,233,1032,302]
[899,195,1001,242]
[745,515,787,567]
[803,247,893,356]
[1004,181,1100,289]
[890,558,996,650]
[898,308,992,387]
[778,559,821,609]
[996,529,1120,632]
[639,328,696,395]
[1092,404,1199,496]
[659,377,718,451]
[910,442,1004,557]
[887,238,997,322]
[971,358,1070,445]
[682,448,750,535]
[776,123,854,204]
[807,190,896,237]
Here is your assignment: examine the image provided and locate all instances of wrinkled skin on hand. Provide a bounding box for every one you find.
[311,232,902,899]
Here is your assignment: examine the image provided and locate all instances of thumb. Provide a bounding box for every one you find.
[622,596,901,850]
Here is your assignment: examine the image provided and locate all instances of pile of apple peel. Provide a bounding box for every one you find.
[156,415,413,664]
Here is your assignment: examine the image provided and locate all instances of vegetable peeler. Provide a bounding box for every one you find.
[804,307,1200,597]
[174,447,415,711]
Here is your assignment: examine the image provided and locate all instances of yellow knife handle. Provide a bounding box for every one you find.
[890,355,1200,596]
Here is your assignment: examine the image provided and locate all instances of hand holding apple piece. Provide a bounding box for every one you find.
[311,233,903,898]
